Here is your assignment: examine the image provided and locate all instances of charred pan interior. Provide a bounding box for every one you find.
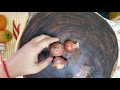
[19,12,118,78]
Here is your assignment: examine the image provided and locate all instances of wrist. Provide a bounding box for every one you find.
[5,59,19,78]
[0,63,7,78]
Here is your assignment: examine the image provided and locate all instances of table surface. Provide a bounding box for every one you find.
[98,13,120,78]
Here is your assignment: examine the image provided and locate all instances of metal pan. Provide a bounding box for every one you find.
[18,12,118,78]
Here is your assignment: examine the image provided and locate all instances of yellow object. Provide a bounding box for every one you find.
[0,29,12,43]
[0,12,29,61]
[109,12,120,21]
[0,15,7,30]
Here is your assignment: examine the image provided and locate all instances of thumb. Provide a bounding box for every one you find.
[36,57,53,72]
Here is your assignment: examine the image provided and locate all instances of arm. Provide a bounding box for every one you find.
[0,35,59,78]
[0,64,7,78]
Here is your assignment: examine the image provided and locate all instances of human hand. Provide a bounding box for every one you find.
[5,35,59,78]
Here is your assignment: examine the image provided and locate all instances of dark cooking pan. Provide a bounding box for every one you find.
[18,12,118,78]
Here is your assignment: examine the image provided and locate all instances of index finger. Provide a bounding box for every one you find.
[35,37,59,54]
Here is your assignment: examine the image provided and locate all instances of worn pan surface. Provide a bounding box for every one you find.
[19,12,118,78]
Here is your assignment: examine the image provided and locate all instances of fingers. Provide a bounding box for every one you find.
[36,57,53,72]
[35,37,59,54]
[30,34,50,44]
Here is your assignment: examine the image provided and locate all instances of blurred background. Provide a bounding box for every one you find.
[98,12,120,21]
